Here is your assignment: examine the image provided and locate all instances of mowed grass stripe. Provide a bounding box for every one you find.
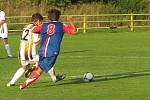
[1,29,150,100]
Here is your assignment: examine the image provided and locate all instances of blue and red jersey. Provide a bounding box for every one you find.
[32,21,77,58]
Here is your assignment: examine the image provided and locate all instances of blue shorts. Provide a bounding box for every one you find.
[39,55,57,73]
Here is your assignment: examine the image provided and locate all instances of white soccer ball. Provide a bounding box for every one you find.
[83,72,94,82]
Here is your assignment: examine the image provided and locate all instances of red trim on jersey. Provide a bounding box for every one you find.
[32,23,77,35]
[32,25,42,33]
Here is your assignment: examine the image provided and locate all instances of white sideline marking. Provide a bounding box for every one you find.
[68,75,83,78]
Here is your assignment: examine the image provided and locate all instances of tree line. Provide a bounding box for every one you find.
[0,0,149,15]
[34,0,148,13]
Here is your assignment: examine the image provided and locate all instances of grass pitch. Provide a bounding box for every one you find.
[1,29,150,100]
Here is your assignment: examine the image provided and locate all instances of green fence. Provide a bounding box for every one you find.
[7,14,150,33]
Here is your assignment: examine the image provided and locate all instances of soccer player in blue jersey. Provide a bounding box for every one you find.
[20,9,77,89]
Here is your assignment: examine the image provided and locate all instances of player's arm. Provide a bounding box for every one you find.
[0,11,6,24]
[0,20,5,24]
[63,16,77,34]
[31,25,42,46]
[32,24,42,33]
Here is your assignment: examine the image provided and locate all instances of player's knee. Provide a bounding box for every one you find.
[3,38,8,44]
[37,67,43,74]
[22,66,28,71]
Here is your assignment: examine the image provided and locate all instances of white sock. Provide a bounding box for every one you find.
[48,67,56,82]
[10,68,25,84]
[5,44,12,56]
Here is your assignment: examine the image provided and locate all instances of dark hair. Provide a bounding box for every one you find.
[31,13,43,22]
[48,9,61,21]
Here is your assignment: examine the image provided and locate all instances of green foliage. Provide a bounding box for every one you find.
[34,0,41,6]
[0,0,149,16]
[46,0,71,6]
[109,0,148,13]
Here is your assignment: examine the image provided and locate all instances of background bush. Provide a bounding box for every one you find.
[0,0,149,16]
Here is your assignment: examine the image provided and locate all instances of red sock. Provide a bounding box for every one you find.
[31,66,37,71]
[20,72,40,89]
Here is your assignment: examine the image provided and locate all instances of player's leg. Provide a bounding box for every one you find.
[25,55,39,78]
[7,61,30,87]
[20,56,65,89]
[48,67,56,81]
[20,57,53,89]
[3,38,12,57]
[2,23,12,57]
[20,57,42,89]
[25,62,38,78]
[43,56,65,82]
[20,67,43,89]
[48,67,65,82]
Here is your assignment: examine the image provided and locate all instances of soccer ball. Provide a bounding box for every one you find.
[83,72,94,82]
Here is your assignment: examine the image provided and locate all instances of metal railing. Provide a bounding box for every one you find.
[7,14,150,33]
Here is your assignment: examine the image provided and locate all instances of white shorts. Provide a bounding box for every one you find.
[21,60,31,66]
[20,55,39,66]
[0,23,8,39]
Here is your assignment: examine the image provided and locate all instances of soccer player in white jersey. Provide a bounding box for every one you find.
[7,13,43,87]
[0,10,12,57]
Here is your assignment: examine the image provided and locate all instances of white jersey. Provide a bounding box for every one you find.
[18,24,40,61]
[0,10,8,38]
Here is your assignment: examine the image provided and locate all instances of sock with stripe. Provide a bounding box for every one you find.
[20,72,40,89]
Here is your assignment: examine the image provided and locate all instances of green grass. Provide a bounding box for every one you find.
[1,29,150,100]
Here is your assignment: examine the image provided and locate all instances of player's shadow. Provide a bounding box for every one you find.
[0,56,17,59]
[29,70,150,89]
[48,70,150,87]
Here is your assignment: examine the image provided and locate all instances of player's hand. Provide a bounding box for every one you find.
[67,16,73,22]
[0,20,5,24]
[0,20,2,24]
